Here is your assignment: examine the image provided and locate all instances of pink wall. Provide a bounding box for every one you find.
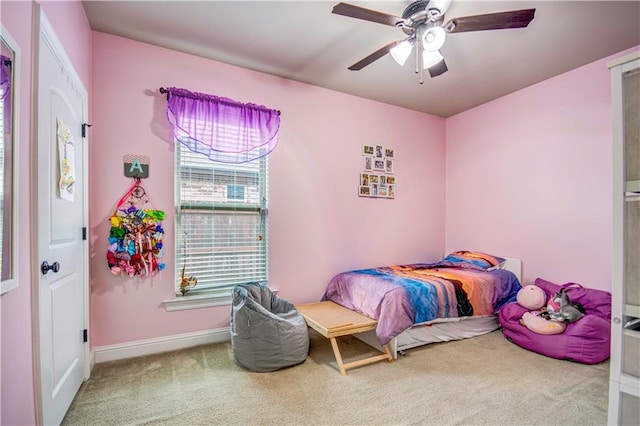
[0,1,91,424]
[1,3,36,424]
[1,0,634,420]
[89,32,446,347]
[40,0,92,87]
[445,46,639,291]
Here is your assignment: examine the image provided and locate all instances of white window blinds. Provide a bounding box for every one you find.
[175,142,268,294]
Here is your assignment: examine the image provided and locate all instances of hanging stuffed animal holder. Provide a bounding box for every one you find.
[107,178,165,277]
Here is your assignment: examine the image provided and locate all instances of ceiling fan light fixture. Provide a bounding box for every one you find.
[332,1,537,81]
[390,39,414,66]
[427,0,452,18]
[422,50,444,69]
[422,25,446,51]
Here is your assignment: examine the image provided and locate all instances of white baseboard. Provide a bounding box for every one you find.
[93,327,231,363]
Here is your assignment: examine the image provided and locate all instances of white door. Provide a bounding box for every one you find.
[36,11,88,425]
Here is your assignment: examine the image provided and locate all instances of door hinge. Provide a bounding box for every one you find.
[82,227,87,241]
[81,123,92,138]
[83,329,88,343]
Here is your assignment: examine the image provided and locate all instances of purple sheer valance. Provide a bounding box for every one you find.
[1,56,11,135]
[165,87,280,163]
[0,55,10,101]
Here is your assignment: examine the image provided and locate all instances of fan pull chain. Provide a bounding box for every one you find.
[412,25,424,85]
[418,30,425,85]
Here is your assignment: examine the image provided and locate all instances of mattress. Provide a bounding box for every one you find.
[352,315,500,358]
[322,251,522,354]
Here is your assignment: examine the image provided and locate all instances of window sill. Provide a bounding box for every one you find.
[162,287,278,312]
[163,292,232,312]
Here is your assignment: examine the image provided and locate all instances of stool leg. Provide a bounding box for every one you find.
[382,344,394,362]
[329,337,347,375]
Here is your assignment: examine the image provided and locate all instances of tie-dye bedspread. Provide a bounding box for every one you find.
[322,263,521,345]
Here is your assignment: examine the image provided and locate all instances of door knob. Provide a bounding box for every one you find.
[41,261,60,275]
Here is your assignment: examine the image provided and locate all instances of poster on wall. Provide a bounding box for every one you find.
[359,144,395,199]
[56,117,76,201]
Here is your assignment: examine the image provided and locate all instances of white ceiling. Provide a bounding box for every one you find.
[82,0,640,117]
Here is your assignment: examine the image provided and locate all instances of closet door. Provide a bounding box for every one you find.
[609,52,640,426]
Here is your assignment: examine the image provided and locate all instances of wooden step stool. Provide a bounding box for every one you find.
[296,301,393,375]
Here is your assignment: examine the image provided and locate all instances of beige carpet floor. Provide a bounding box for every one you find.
[62,329,610,425]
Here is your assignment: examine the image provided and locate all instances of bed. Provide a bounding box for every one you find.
[322,251,522,358]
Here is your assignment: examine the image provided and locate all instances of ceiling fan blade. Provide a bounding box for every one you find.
[444,8,535,33]
[332,2,404,27]
[347,40,403,71]
[428,59,448,78]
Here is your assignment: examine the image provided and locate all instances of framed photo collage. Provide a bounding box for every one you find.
[359,144,395,198]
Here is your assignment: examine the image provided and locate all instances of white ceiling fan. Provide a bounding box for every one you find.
[333,0,536,83]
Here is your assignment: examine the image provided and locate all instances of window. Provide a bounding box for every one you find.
[165,87,279,304]
[175,142,268,297]
[226,184,245,201]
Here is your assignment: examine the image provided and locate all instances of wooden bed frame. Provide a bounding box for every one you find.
[352,257,523,359]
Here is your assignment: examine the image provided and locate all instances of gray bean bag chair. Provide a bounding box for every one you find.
[231,282,309,372]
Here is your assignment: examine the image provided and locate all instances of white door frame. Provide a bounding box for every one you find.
[31,5,91,424]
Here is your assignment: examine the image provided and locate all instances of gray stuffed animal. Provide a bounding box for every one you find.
[542,288,585,323]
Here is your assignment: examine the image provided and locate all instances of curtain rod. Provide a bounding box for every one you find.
[159,87,281,116]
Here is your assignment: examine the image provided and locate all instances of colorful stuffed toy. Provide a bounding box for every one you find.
[515,284,565,335]
[106,180,165,278]
[542,288,586,323]
[515,285,586,335]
